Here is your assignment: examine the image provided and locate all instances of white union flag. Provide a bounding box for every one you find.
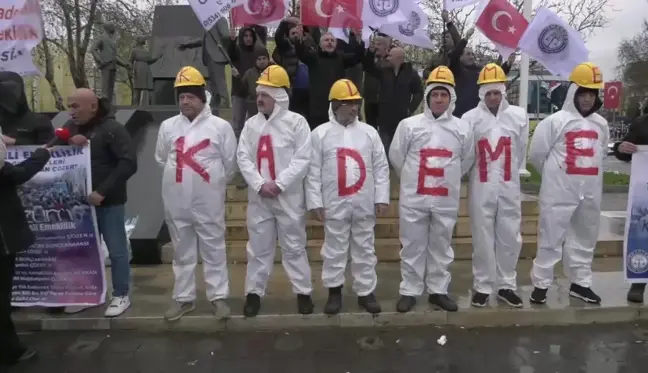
[380,5,435,50]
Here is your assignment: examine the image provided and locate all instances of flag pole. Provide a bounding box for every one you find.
[518,0,532,178]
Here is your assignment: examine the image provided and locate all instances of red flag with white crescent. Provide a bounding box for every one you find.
[604,81,623,110]
[231,0,288,26]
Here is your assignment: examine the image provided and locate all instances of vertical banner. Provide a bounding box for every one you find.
[624,146,648,283]
[0,0,44,76]
[5,145,106,307]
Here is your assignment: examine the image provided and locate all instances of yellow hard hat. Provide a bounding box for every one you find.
[477,63,507,85]
[174,66,206,88]
[256,65,291,88]
[426,66,455,87]
[329,79,362,101]
[569,62,604,89]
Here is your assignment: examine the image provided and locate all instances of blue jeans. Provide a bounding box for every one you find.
[95,205,131,297]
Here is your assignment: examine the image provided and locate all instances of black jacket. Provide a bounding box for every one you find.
[363,56,423,136]
[614,113,648,162]
[229,26,265,99]
[0,71,54,145]
[61,100,137,206]
[0,148,51,256]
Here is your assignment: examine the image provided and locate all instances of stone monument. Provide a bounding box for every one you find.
[130,36,162,106]
[91,23,129,102]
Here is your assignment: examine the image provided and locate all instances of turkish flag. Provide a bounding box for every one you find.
[476,0,528,49]
[604,81,623,110]
[231,0,288,27]
[301,0,361,28]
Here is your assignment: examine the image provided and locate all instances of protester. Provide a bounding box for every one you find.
[237,65,313,317]
[61,88,137,317]
[294,30,366,129]
[0,133,52,366]
[614,104,648,303]
[156,66,237,321]
[281,48,310,118]
[363,46,423,153]
[272,16,320,66]
[389,66,475,313]
[422,10,462,81]
[528,62,609,305]
[363,34,391,128]
[448,28,514,118]
[0,71,54,146]
[306,79,389,315]
[238,47,271,118]
[462,63,529,308]
[229,25,268,139]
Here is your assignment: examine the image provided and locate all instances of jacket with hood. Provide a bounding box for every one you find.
[0,71,54,145]
[614,106,648,162]
[229,26,266,99]
[363,55,424,136]
[238,49,271,117]
[60,99,137,207]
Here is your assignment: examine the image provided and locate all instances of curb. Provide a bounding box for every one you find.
[14,305,648,332]
[521,184,629,194]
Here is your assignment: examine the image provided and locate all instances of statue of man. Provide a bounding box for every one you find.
[130,36,162,106]
[92,23,129,102]
[177,17,231,112]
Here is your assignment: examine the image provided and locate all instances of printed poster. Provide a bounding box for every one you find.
[624,146,648,283]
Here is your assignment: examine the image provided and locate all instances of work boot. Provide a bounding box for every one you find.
[210,299,231,319]
[164,301,195,322]
[243,293,261,317]
[323,286,343,315]
[471,292,489,308]
[627,283,646,303]
[428,294,458,312]
[497,289,523,308]
[297,294,314,315]
[569,284,601,304]
[358,293,381,314]
[396,295,416,313]
[529,287,548,304]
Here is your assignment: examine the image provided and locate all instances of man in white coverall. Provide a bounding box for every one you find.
[529,62,609,305]
[461,63,528,308]
[155,66,238,321]
[237,65,314,317]
[306,79,390,315]
[390,66,475,313]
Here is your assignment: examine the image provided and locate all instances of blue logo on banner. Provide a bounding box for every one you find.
[627,250,648,274]
[370,0,399,17]
[398,11,421,37]
[538,24,569,54]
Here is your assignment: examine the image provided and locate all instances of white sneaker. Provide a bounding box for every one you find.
[104,296,131,317]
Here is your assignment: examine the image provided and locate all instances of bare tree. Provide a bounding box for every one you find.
[617,20,648,111]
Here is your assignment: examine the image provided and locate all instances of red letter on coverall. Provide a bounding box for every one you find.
[417,148,452,196]
[257,135,277,180]
[478,137,512,182]
[337,148,366,196]
[175,137,211,183]
[565,130,599,176]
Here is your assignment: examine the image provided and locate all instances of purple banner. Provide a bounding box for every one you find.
[5,145,106,307]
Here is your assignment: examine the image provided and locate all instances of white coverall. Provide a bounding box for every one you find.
[462,83,529,294]
[237,85,313,296]
[390,83,475,296]
[305,106,390,296]
[529,84,609,289]
[155,93,238,302]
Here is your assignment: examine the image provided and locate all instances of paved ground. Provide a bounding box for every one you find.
[7,322,648,372]
[601,193,628,212]
[604,155,631,175]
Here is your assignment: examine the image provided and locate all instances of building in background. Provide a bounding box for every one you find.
[506,65,569,121]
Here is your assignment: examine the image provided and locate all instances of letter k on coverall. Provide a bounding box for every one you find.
[306,105,390,296]
[155,92,238,303]
[389,83,475,296]
[237,88,313,297]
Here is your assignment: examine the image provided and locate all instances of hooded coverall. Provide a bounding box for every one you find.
[389,83,475,296]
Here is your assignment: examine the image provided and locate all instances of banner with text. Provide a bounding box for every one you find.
[624,146,648,283]
[0,0,43,75]
[5,145,106,307]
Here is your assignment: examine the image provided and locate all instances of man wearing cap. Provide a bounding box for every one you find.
[528,62,609,305]
[305,79,390,315]
[461,63,529,309]
[155,66,238,321]
[389,66,475,313]
[237,65,314,317]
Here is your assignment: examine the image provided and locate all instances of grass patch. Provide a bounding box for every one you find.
[521,164,629,186]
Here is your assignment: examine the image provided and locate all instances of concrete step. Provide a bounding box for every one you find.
[224,196,540,221]
[161,235,623,264]
[223,216,539,241]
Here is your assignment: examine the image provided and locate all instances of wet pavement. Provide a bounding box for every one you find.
[8,322,648,372]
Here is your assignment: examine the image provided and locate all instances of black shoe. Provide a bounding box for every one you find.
[243,293,261,317]
[627,283,646,303]
[471,292,489,308]
[297,294,314,315]
[530,287,547,304]
[396,295,416,313]
[324,286,343,315]
[569,284,601,304]
[497,289,523,308]
[428,294,458,312]
[358,293,381,314]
